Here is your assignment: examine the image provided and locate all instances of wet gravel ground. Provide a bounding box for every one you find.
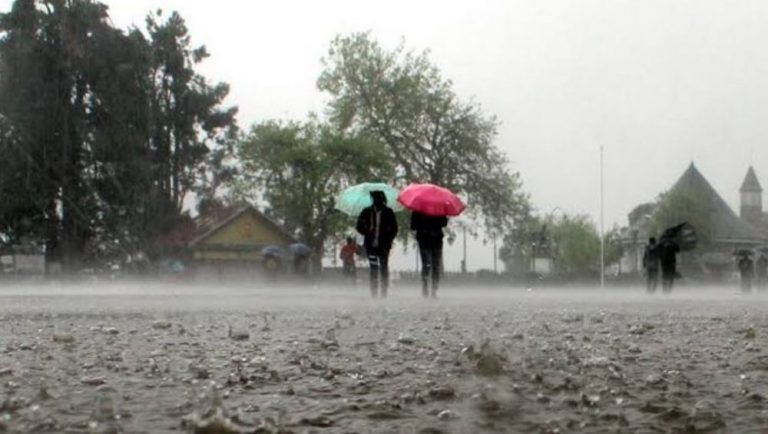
[0,282,766,433]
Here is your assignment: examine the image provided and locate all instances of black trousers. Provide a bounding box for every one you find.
[741,273,753,293]
[419,244,442,297]
[342,262,356,279]
[646,268,658,293]
[367,247,390,297]
[661,268,675,292]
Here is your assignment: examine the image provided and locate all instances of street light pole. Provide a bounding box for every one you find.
[493,233,497,274]
[462,226,467,273]
[600,145,605,289]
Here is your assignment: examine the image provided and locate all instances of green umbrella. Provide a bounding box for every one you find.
[335,182,402,216]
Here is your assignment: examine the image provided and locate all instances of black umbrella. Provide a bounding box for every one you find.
[289,243,312,257]
[734,248,754,257]
[661,222,697,251]
[260,245,286,258]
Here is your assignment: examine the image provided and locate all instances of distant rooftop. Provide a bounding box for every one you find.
[671,163,765,243]
[740,166,763,193]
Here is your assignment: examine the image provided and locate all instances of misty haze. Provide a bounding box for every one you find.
[1,0,768,433]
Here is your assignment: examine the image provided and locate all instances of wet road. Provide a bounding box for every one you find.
[0,282,765,433]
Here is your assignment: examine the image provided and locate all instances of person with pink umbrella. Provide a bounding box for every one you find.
[398,183,465,298]
[411,212,448,298]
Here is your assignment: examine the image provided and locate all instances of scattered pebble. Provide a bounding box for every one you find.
[429,385,455,400]
[152,321,172,330]
[52,333,75,343]
[227,325,249,341]
[437,409,458,420]
[81,377,107,386]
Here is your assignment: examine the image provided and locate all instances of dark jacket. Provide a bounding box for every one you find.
[738,257,755,277]
[410,212,448,249]
[757,256,768,277]
[356,205,398,252]
[643,243,659,271]
[658,240,679,273]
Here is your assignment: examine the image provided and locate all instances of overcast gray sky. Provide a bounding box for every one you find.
[4,0,768,270]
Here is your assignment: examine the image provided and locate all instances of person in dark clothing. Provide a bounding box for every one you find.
[411,212,448,298]
[262,254,281,282]
[642,237,660,293]
[356,191,398,298]
[738,254,755,293]
[756,254,768,291]
[658,238,679,293]
[293,253,310,277]
[340,237,358,282]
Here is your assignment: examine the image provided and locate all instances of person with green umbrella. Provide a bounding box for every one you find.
[356,191,398,298]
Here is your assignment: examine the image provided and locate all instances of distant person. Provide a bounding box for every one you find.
[262,254,281,282]
[411,211,448,298]
[658,238,679,292]
[340,236,358,282]
[293,252,310,277]
[756,254,768,291]
[738,254,755,293]
[356,191,398,298]
[642,237,660,293]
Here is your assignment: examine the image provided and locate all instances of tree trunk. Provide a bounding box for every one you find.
[310,240,324,276]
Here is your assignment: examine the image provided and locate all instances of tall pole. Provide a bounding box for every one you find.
[415,243,419,271]
[600,145,605,289]
[462,226,467,273]
[493,233,498,274]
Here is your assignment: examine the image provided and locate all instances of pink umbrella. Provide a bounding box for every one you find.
[397,183,465,217]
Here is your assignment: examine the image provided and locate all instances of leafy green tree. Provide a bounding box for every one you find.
[317,32,528,234]
[628,202,656,227]
[499,210,540,273]
[500,212,608,277]
[603,225,625,271]
[233,120,393,270]
[143,9,237,240]
[0,0,118,269]
[0,2,236,271]
[549,214,601,276]
[648,189,714,247]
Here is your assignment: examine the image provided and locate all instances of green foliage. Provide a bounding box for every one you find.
[548,214,601,275]
[0,1,236,270]
[648,189,713,246]
[628,202,656,226]
[603,226,625,267]
[317,32,528,234]
[499,212,614,276]
[144,10,237,216]
[498,211,541,269]
[232,120,393,265]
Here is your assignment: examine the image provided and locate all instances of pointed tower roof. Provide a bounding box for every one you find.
[670,163,765,242]
[740,166,763,193]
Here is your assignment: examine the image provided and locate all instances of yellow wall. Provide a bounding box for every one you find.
[199,212,293,248]
[194,251,263,261]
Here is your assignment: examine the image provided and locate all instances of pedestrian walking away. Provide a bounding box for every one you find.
[643,237,660,293]
[356,191,398,298]
[340,236,358,283]
[658,238,679,293]
[757,253,768,291]
[738,253,755,293]
[411,211,448,298]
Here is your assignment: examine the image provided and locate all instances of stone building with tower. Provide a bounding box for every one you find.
[740,166,768,231]
[619,163,767,280]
